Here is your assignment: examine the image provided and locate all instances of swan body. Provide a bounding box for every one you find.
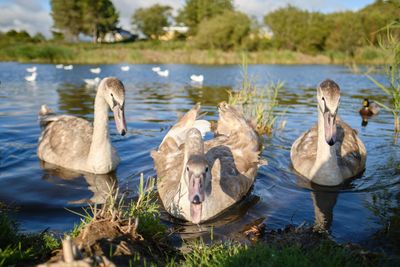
[121,66,130,71]
[152,66,161,72]
[25,72,37,82]
[157,69,169,77]
[84,77,101,86]
[291,79,366,186]
[359,98,380,116]
[26,66,37,72]
[64,65,73,70]
[152,103,260,224]
[38,77,127,174]
[190,75,204,83]
[55,64,64,69]
[90,67,101,74]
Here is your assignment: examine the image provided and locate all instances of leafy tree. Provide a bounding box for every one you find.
[50,0,83,42]
[264,5,330,53]
[81,0,119,43]
[194,10,251,51]
[132,4,172,39]
[326,12,366,56]
[177,0,234,35]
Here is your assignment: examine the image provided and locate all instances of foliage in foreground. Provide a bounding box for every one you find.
[0,211,59,266]
[366,23,400,133]
[171,239,370,267]
[228,61,283,135]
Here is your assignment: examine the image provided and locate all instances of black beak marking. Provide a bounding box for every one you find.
[192,195,201,204]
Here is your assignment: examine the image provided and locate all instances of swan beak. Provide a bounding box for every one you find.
[188,174,205,224]
[113,105,127,136]
[324,112,336,146]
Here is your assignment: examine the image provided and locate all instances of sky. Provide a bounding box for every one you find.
[0,0,375,38]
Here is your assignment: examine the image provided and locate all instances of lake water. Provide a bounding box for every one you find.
[0,62,399,250]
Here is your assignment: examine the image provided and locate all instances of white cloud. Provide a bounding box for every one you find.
[0,0,373,38]
[0,0,52,37]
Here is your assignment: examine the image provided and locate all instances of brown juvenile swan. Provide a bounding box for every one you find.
[151,103,260,224]
[38,77,127,174]
[291,79,366,186]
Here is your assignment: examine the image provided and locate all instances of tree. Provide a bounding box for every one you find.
[326,12,366,56]
[264,5,331,53]
[50,0,83,42]
[194,10,251,51]
[132,4,172,39]
[177,0,234,35]
[81,0,119,43]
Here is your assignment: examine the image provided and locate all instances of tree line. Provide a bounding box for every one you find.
[47,0,400,55]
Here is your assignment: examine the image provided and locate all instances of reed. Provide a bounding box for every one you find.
[366,23,400,133]
[228,61,284,135]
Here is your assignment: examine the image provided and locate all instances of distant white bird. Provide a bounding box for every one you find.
[157,69,169,77]
[83,77,101,86]
[64,65,73,70]
[25,72,37,82]
[190,74,204,83]
[55,64,64,69]
[121,66,130,71]
[152,66,161,72]
[26,66,37,73]
[90,67,101,74]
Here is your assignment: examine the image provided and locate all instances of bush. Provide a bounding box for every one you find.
[193,10,251,51]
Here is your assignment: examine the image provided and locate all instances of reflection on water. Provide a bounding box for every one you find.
[0,62,399,249]
[40,161,117,205]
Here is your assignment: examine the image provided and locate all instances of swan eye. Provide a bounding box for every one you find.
[111,93,113,97]
[205,167,209,172]
[322,97,325,101]
[186,166,190,172]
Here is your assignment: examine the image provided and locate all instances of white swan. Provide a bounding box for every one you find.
[121,66,130,71]
[291,79,366,186]
[90,67,101,74]
[64,65,73,70]
[25,72,37,82]
[190,74,204,83]
[55,64,64,69]
[83,77,101,86]
[157,69,169,77]
[26,66,37,73]
[152,66,161,72]
[37,77,127,174]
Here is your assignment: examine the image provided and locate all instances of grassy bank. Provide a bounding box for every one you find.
[0,41,390,65]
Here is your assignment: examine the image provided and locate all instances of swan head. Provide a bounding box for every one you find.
[317,79,340,146]
[100,77,127,136]
[184,128,210,224]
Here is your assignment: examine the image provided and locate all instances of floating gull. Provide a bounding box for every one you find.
[90,67,101,74]
[83,77,101,86]
[152,66,161,72]
[64,65,73,70]
[121,66,130,71]
[26,66,37,73]
[190,74,204,83]
[157,69,169,77]
[25,72,37,82]
[55,64,64,69]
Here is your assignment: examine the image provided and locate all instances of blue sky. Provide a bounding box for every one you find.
[0,0,375,37]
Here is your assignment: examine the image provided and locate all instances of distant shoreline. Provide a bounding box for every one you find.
[0,42,388,65]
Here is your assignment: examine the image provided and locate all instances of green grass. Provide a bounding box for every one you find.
[170,239,371,267]
[0,212,60,267]
[366,24,400,134]
[228,60,284,135]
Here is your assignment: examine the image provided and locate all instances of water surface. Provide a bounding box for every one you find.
[0,62,399,249]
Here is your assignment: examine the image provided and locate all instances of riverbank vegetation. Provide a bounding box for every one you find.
[0,0,398,64]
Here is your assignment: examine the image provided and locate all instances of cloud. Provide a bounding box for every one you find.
[0,0,373,38]
[0,0,52,37]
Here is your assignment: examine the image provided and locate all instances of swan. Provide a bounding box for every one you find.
[359,98,380,116]
[26,66,37,72]
[64,65,73,70]
[83,77,101,86]
[121,66,130,71]
[37,77,127,174]
[90,67,101,74]
[152,66,161,72]
[190,74,204,83]
[291,79,366,186]
[157,69,169,77]
[25,72,37,82]
[55,64,64,69]
[151,102,260,224]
